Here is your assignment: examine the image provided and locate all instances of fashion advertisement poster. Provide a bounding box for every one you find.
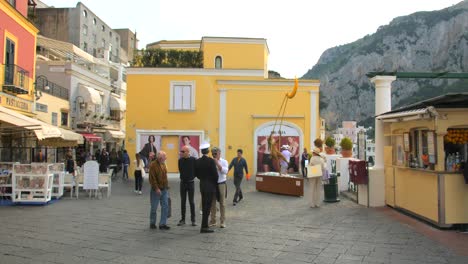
[179,135,200,158]
[256,124,300,173]
[137,133,161,166]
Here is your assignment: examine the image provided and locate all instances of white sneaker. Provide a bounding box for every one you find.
[138,191,142,195]
[134,190,138,193]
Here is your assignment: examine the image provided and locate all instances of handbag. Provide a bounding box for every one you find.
[307,164,322,178]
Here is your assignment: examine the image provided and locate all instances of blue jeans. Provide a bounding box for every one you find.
[150,188,168,226]
[123,164,129,179]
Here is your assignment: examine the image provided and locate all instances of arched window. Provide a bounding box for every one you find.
[215,56,222,69]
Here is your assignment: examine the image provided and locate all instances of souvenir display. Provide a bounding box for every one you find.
[0,163,18,197]
[49,163,65,198]
[12,164,54,203]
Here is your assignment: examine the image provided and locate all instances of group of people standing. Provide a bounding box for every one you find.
[146,143,248,233]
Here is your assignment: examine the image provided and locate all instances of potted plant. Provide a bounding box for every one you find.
[340,137,353,158]
[325,136,336,155]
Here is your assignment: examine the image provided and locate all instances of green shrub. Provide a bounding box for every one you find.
[340,137,353,150]
[325,136,336,147]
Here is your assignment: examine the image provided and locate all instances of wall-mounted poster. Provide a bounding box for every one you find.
[395,135,405,166]
[426,130,437,164]
[256,124,300,173]
[179,135,200,158]
[137,133,161,167]
[403,132,410,152]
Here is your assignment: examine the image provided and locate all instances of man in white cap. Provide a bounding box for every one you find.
[195,142,218,233]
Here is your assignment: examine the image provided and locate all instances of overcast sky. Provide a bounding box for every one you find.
[42,0,462,78]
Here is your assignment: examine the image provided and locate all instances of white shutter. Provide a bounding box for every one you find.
[182,85,191,110]
[174,86,183,109]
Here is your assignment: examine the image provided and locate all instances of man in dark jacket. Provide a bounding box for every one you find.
[195,143,218,233]
[229,149,249,205]
[178,146,197,227]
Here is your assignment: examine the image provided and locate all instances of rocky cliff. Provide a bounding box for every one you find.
[302,1,468,131]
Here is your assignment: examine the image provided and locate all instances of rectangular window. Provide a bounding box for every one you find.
[36,103,48,113]
[170,81,195,111]
[61,112,68,126]
[4,38,16,85]
[51,112,58,126]
[110,110,121,121]
[83,25,88,36]
[83,42,88,52]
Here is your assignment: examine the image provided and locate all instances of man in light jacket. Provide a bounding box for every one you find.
[209,147,229,228]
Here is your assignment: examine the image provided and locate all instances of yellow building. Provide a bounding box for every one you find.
[127,37,320,174]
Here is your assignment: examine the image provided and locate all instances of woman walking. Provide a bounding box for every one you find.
[309,148,325,208]
[134,153,145,194]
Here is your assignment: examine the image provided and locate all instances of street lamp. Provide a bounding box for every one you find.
[34,75,50,100]
[74,95,85,112]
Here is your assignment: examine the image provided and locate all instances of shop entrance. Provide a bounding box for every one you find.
[254,121,303,174]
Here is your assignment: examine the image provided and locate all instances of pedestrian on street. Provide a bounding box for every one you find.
[98,148,109,173]
[195,143,218,233]
[177,146,197,227]
[308,148,325,208]
[148,151,170,230]
[228,149,249,206]
[122,150,130,180]
[301,148,309,178]
[209,147,229,228]
[134,153,144,195]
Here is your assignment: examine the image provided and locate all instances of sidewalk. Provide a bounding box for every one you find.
[0,175,467,264]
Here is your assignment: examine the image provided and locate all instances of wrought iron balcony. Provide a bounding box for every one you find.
[2,64,30,95]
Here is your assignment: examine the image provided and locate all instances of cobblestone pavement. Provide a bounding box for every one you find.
[1,175,467,264]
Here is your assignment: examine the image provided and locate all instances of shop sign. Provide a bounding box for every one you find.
[0,93,32,112]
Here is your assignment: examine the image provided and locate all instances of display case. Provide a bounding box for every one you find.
[49,163,65,198]
[12,163,54,203]
[256,172,304,196]
[0,162,19,198]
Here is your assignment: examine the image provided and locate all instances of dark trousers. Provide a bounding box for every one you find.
[233,175,243,202]
[134,170,143,191]
[200,190,215,228]
[180,181,195,222]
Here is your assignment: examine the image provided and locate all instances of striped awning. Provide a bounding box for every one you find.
[109,96,126,111]
[78,84,102,105]
[0,106,84,146]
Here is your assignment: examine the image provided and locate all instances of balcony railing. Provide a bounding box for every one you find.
[36,79,69,100]
[2,64,30,94]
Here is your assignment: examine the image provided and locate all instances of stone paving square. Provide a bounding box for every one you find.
[0,175,467,264]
